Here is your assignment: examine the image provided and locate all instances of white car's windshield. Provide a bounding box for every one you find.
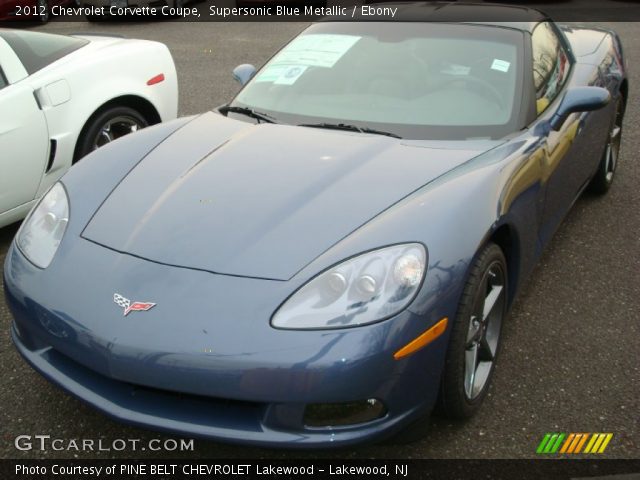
[233,22,524,140]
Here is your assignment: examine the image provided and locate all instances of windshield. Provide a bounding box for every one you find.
[232,22,524,140]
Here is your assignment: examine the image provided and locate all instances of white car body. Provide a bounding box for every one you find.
[0,30,178,228]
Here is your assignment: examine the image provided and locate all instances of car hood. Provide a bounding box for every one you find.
[82,112,497,280]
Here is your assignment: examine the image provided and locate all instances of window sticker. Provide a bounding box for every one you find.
[255,34,361,84]
[274,65,308,85]
[491,59,511,73]
[270,34,362,68]
[255,65,289,83]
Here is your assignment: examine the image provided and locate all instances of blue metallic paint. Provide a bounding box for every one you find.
[5,240,450,445]
[81,112,499,281]
[3,22,627,447]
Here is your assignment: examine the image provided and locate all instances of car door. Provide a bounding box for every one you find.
[532,22,591,246]
[0,38,49,216]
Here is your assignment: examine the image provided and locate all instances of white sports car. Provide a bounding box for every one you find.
[0,29,178,228]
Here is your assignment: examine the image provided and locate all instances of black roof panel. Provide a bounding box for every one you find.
[322,2,549,31]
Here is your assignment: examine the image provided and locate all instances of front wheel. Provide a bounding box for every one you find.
[437,243,508,419]
[76,106,148,161]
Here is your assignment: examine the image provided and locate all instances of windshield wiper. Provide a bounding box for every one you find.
[298,123,401,139]
[219,105,276,124]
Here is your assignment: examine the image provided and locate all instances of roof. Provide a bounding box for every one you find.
[322,2,550,32]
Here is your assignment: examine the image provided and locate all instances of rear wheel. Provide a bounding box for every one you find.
[589,96,624,195]
[76,106,147,161]
[438,243,508,419]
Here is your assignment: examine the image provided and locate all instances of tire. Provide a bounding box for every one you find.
[76,106,148,161]
[437,243,508,419]
[588,95,624,195]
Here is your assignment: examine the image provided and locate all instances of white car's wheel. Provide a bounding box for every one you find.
[76,106,148,161]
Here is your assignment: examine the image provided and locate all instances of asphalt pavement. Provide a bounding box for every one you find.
[0,20,638,459]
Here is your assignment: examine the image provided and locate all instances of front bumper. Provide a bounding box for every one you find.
[4,239,451,447]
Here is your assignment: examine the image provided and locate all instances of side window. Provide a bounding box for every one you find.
[531,22,570,115]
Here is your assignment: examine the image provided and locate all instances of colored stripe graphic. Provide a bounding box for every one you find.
[584,433,599,453]
[544,433,559,453]
[560,433,575,453]
[573,433,589,453]
[537,433,613,454]
[550,433,565,453]
[598,433,613,453]
[536,433,552,454]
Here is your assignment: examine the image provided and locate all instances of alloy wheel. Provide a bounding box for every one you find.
[92,116,143,151]
[464,261,506,400]
[604,100,623,183]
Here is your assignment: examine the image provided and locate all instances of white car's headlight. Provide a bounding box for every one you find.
[17,183,69,269]
[272,243,427,330]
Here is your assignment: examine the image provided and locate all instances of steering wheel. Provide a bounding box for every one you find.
[429,75,506,110]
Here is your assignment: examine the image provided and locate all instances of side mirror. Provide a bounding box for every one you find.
[232,64,256,86]
[550,86,610,131]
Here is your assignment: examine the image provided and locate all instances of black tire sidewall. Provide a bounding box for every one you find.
[589,96,624,195]
[76,106,147,161]
[438,242,508,419]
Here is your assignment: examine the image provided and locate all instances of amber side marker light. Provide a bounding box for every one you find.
[393,317,448,360]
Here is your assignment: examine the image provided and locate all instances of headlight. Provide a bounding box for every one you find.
[272,243,426,330]
[17,183,69,269]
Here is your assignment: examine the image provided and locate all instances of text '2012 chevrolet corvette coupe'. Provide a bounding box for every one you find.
[4,3,627,447]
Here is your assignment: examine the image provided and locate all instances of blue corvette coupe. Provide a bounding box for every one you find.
[4,3,628,447]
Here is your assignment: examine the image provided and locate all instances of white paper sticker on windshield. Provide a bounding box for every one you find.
[274,65,308,85]
[255,65,289,83]
[271,34,361,69]
[491,59,511,73]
